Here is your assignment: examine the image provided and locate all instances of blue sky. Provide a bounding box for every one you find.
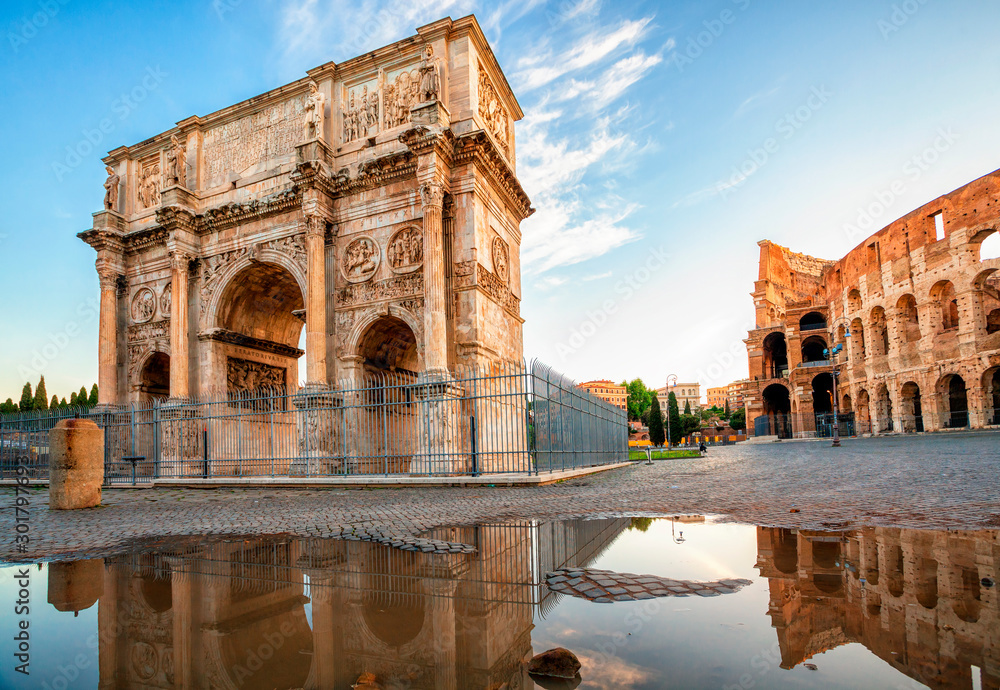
[2,0,1000,402]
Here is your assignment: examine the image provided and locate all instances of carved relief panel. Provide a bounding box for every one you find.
[159,283,172,316]
[478,62,511,158]
[384,63,421,130]
[387,226,423,274]
[342,236,381,283]
[343,78,380,144]
[227,357,286,394]
[137,156,161,210]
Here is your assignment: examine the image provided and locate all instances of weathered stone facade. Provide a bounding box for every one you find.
[757,526,999,687]
[745,169,1000,437]
[80,16,531,412]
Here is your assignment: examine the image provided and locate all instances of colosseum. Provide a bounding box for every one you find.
[744,168,1000,438]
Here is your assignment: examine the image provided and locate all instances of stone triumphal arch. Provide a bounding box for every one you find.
[80,16,532,413]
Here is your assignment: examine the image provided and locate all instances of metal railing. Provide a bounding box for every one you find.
[0,360,628,483]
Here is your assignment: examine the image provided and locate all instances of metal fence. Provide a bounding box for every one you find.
[0,360,628,484]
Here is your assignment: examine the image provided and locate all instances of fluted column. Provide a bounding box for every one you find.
[304,214,327,386]
[97,268,120,406]
[420,182,448,376]
[169,251,191,399]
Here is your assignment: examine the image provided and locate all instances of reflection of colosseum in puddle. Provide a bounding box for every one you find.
[51,519,630,689]
[756,527,999,689]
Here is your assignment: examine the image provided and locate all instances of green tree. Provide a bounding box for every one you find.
[69,392,78,407]
[78,387,88,407]
[19,382,33,412]
[729,408,747,432]
[50,395,59,410]
[33,376,49,411]
[647,396,665,446]
[724,399,731,418]
[0,398,17,415]
[624,379,654,422]
[667,392,682,445]
[683,399,691,415]
[89,384,99,406]
[59,397,68,409]
[629,517,654,532]
[681,414,702,437]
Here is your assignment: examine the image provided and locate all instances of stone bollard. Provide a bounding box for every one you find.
[49,418,104,510]
[47,559,104,613]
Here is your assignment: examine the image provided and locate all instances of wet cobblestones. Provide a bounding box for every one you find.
[2,433,998,561]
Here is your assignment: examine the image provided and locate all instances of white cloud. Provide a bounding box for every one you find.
[278,0,476,69]
[734,85,782,118]
[583,271,613,281]
[514,17,654,91]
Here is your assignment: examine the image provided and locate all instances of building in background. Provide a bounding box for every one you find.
[706,386,727,409]
[578,380,627,410]
[656,382,701,414]
[727,379,748,410]
[744,169,1000,439]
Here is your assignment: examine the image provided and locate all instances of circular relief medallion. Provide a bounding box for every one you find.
[131,642,157,681]
[342,236,381,283]
[386,226,423,274]
[159,283,172,316]
[492,236,510,284]
[131,287,157,324]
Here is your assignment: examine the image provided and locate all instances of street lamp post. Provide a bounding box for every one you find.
[827,319,852,448]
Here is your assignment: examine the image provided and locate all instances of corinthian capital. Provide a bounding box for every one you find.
[169,250,193,273]
[97,268,121,291]
[420,182,444,209]
[304,212,325,238]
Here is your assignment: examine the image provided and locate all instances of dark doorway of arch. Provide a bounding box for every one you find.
[756,384,792,438]
[138,352,170,402]
[763,332,788,379]
[942,375,969,428]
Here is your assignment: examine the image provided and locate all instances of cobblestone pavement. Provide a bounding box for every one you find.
[2,433,998,562]
[545,567,753,602]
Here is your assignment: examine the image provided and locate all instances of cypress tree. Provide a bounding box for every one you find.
[648,397,665,446]
[684,399,692,415]
[50,395,59,410]
[1,398,16,415]
[59,397,68,409]
[78,386,88,407]
[19,383,33,412]
[724,399,731,418]
[667,392,682,446]
[89,384,99,406]
[34,377,48,411]
[70,392,78,407]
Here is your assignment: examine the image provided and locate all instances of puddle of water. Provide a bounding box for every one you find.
[0,518,995,689]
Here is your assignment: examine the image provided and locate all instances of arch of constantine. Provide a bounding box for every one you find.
[80,15,531,407]
[74,16,577,477]
[744,168,1000,437]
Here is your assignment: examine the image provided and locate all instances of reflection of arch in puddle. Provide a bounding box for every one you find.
[219,605,314,690]
[916,558,938,610]
[952,567,982,623]
[361,548,427,648]
[812,573,843,594]
[886,544,905,598]
[773,530,798,574]
[812,541,840,570]
[140,572,173,614]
